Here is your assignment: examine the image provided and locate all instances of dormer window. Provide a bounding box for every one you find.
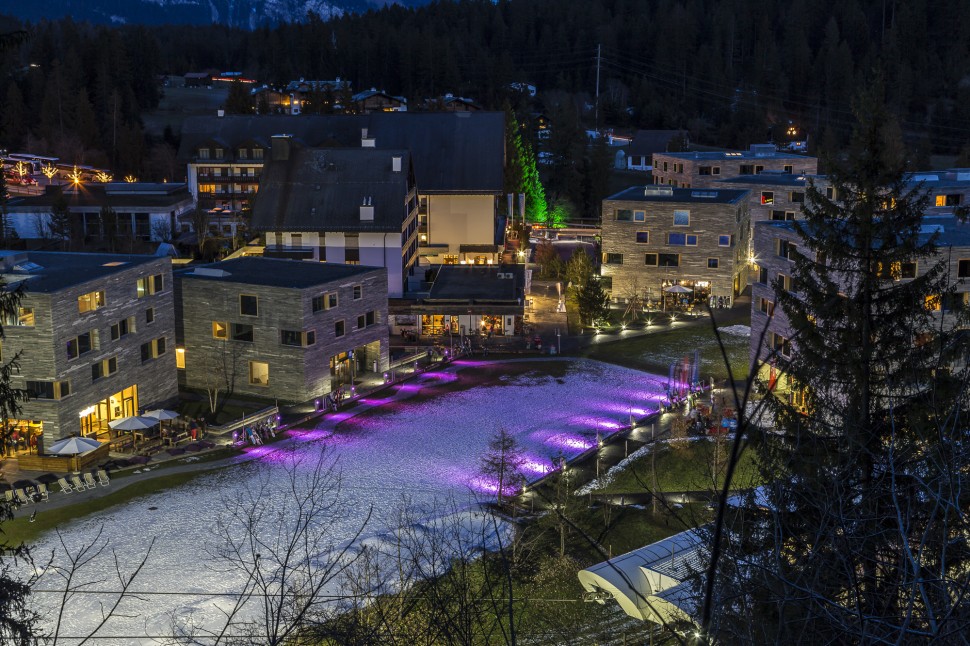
[238,148,248,159]
[199,148,210,159]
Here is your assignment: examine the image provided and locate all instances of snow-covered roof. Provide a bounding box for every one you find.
[577,528,707,625]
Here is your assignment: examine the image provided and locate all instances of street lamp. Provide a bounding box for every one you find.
[556,328,561,355]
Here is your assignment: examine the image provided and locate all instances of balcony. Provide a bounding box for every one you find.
[264,246,316,261]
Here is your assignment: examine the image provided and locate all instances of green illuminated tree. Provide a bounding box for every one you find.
[504,109,547,224]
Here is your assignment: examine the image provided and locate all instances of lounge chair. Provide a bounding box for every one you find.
[96,469,110,486]
[36,483,49,502]
[4,490,15,504]
[70,474,88,491]
[57,477,74,494]
[83,473,98,489]
[14,489,31,505]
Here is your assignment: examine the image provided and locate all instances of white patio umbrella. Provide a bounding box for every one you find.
[108,415,160,431]
[47,436,102,456]
[663,285,694,293]
[144,409,179,421]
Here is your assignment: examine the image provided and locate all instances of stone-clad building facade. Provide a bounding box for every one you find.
[750,215,970,405]
[176,257,389,403]
[0,251,178,454]
[652,144,818,189]
[600,186,750,307]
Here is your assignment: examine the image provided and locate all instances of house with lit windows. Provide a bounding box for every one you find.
[175,257,389,404]
[0,250,177,460]
[177,112,505,267]
[750,214,970,407]
[599,186,750,308]
[249,139,418,297]
[651,144,818,189]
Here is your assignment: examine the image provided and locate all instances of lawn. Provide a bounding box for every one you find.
[593,437,762,495]
[578,319,752,383]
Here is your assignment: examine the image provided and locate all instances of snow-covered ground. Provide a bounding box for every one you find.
[27,359,668,644]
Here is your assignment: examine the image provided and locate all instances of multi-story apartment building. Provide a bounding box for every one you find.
[749,214,970,404]
[600,185,750,308]
[177,113,505,263]
[249,140,418,297]
[0,251,177,457]
[5,183,194,248]
[175,257,389,403]
[652,144,818,189]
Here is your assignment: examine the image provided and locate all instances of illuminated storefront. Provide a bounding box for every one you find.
[78,385,139,439]
[2,419,43,457]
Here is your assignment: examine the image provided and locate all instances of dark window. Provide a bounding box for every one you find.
[353,285,362,300]
[779,240,797,260]
[636,232,650,243]
[312,296,325,313]
[708,258,719,269]
[240,295,258,317]
[328,293,338,308]
[644,253,658,266]
[92,357,117,380]
[146,307,155,324]
[740,164,754,175]
[616,209,633,222]
[604,253,623,265]
[67,332,94,360]
[658,253,680,267]
[345,249,360,263]
[790,191,805,203]
[231,323,254,342]
[357,314,366,329]
[900,262,917,279]
[759,265,769,284]
[958,259,970,278]
[667,233,686,246]
[281,330,302,346]
[771,210,795,221]
[366,311,376,326]
[306,330,316,345]
[699,166,712,175]
[335,320,345,337]
[26,381,55,399]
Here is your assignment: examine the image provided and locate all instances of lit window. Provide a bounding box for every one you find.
[212,321,228,340]
[249,361,269,386]
[176,347,185,369]
[78,291,105,314]
[3,307,34,327]
[136,274,163,298]
[761,191,774,205]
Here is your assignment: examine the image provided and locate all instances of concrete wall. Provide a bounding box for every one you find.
[426,194,496,255]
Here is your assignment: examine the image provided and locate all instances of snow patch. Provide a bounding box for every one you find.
[718,325,751,337]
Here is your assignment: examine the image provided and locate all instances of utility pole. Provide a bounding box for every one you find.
[594,44,601,134]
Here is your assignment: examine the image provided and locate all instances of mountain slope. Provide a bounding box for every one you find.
[3,0,414,27]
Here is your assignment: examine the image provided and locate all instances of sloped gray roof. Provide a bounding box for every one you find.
[177,112,505,194]
[249,146,412,233]
[629,130,689,156]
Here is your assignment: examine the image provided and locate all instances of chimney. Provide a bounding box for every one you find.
[271,134,291,161]
[359,196,374,221]
[217,109,225,118]
[392,156,402,172]
[361,128,376,148]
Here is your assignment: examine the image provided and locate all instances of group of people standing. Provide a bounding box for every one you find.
[236,420,277,446]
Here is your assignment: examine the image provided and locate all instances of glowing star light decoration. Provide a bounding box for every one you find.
[68,166,83,185]
[124,175,138,183]
[95,171,113,183]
